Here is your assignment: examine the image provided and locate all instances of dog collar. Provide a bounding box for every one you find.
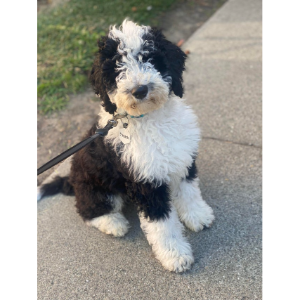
[113,113,128,120]
[113,112,146,120]
[129,114,145,118]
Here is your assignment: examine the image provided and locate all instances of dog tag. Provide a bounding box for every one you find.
[119,127,130,144]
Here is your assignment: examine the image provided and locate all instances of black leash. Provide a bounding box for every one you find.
[37,116,122,176]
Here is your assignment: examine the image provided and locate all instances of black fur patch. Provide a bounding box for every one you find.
[186,159,198,182]
[126,181,171,221]
[41,176,74,197]
[89,36,119,114]
[143,28,187,98]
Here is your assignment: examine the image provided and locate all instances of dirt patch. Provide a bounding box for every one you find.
[37,0,227,185]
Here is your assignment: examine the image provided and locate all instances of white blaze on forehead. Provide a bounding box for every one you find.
[108,19,151,56]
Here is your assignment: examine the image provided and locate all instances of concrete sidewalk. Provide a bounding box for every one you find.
[38,0,262,298]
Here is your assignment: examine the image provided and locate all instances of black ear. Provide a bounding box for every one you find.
[89,36,119,114]
[150,29,187,98]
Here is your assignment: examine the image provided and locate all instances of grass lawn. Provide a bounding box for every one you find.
[37,0,178,114]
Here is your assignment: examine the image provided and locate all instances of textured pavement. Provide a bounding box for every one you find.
[38,0,262,299]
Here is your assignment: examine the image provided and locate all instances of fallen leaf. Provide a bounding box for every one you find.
[177,39,184,47]
[131,7,137,11]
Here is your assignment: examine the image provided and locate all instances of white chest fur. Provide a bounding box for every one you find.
[98,96,201,185]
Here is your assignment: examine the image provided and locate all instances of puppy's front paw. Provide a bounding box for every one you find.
[140,206,195,273]
[86,212,130,237]
[161,253,194,273]
[152,238,194,273]
[182,203,215,232]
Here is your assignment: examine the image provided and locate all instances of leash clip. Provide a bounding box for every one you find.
[95,119,117,136]
[113,113,128,121]
[107,119,118,127]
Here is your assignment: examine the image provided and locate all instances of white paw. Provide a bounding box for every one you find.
[139,206,195,273]
[151,236,194,273]
[181,203,215,232]
[86,212,130,237]
[161,252,194,273]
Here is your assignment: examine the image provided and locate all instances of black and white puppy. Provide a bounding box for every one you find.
[38,20,215,273]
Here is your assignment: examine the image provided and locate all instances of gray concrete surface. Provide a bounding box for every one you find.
[38,0,262,298]
[183,0,262,147]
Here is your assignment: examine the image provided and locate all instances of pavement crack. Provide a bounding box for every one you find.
[202,136,262,149]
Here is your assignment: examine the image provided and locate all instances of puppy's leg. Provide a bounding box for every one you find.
[171,176,215,232]
[128,182,194,272]
[86,194,129,237]
[139,205,194,273]
[75,184,129,237]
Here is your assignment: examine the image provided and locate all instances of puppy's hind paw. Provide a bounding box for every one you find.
[86,212,130,237]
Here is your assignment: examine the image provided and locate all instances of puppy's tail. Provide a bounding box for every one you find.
[37,176,74,201]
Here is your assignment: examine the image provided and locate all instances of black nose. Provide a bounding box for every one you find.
[131,85,148,100]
